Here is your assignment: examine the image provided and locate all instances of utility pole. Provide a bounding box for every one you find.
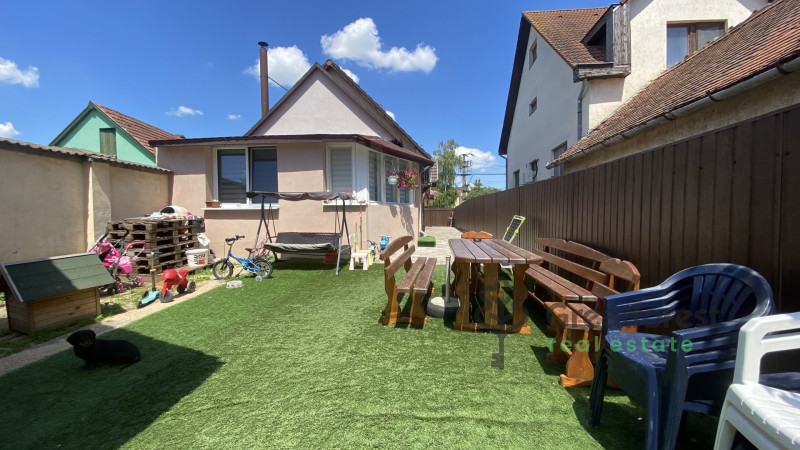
[460,154,472,201]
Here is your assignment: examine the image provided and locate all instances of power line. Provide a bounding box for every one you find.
[269,76,289,92]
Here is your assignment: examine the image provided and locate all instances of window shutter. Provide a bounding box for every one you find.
[99,128,116,156]
[369,151,379,201]
[330,147,352,193]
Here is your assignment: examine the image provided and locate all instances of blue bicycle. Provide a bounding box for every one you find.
[212,234,273,281]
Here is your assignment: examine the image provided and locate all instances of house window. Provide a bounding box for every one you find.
[384,155,398,203]
[529,159,538,182]
[552,143,567,177]
[216,147,278,204]
[399,159,411,204]
[99,128,116,156]
[368,151,380,201]
[529,98,538,116]
[667,22,725,66]
[328,145,353,194]
[513,170,520,188]
[529,40,537,68]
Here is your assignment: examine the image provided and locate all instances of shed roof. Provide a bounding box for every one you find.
[0,253,114,303]
[551,0,800,168]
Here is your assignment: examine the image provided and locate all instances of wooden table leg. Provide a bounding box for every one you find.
[483,263,499,328]
[512,264,531,334]
[453,261,474,330]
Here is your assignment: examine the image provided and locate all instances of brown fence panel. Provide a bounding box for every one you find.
[453,103,800,313]
[422,208,453,228]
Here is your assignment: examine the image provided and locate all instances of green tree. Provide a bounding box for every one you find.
[431,138,462,208]
[466,178,500,200]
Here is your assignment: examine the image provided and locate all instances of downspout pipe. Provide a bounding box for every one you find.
[549,54,800,169]
[578,79,589,140]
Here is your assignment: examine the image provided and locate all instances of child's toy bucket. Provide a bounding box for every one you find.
[186,248,209,267]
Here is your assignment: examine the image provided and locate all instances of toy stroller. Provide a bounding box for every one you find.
[92,236,146,295]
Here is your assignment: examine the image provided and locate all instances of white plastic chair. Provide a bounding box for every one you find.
[714,311,800,450]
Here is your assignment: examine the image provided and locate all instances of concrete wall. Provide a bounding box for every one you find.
[565,70,800,173]
[158,142,421,258]
[0,146,170,263]
[506,27,582,188]
[53,110,156,166]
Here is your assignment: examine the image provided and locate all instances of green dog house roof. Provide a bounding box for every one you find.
[0,253,114,302]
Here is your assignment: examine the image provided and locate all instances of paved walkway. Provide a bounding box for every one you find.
[413,226,463,264]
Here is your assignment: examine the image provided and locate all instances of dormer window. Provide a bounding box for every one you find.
[529,39,538,68]
[667,22,725,66]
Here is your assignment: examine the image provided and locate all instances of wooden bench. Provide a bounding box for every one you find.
[525,238,640,387]
[380,236,437,326]
[544,258,640,387]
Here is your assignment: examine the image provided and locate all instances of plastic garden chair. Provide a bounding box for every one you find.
[714,312,800,450]
[588,264,775,450]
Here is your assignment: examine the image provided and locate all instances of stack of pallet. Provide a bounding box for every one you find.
[107,217,199,275]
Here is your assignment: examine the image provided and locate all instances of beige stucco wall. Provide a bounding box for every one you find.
[0,147,170,263]
[565,70,800,173]
[624,0,766,101]
[251,70,394,140]
[158,142,421,259]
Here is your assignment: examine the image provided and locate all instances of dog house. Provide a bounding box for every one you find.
[0,253,113,334]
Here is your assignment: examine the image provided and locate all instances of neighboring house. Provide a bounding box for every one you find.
[549,0,800,173]
[51,102,178,166]
[499,0,768,188]
[153,59,433,255]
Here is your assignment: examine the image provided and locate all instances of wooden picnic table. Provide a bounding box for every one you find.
[448,238,542,334]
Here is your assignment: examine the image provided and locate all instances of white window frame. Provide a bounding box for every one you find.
[211,146,279,209]
[326,143,356,195]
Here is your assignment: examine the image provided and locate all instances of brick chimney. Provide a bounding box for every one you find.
[259,41,269,116]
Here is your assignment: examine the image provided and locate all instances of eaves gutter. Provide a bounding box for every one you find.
[547,54,800,169]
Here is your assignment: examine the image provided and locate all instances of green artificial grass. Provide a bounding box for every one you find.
[418,236,436,247]
[0,261,717,449]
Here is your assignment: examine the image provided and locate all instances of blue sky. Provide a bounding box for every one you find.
[0,0,609,189]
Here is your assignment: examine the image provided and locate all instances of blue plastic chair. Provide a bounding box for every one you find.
[588,264,774,450]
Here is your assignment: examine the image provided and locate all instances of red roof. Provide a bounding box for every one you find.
[523,8,607,67]
[94,103,177,156]
[552,0,800,167]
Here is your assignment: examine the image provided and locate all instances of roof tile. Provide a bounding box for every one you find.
[524,8,608,67]
[94,103,177,156]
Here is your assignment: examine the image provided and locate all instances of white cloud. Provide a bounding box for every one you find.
[321,18,437,74]
[244,45,311,88]
[341,68,360,83]
[0,57,39,87]
[167,106,203,117]
[228,114,241,120]
[0,121,20,138]
[455,146,499,172]
[385,110,395,120]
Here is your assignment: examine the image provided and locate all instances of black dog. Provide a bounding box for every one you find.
[66,329,140,369]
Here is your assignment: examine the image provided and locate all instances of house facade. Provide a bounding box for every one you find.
[51,102,177,166]
[154,60,432,257]
[499,0,767,188]
[550,0,800,173]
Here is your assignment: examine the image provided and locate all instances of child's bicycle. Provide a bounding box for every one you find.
[212,234,273,281]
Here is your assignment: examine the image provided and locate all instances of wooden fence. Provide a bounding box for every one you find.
[422,208,453,229]
[454,104,800,313]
